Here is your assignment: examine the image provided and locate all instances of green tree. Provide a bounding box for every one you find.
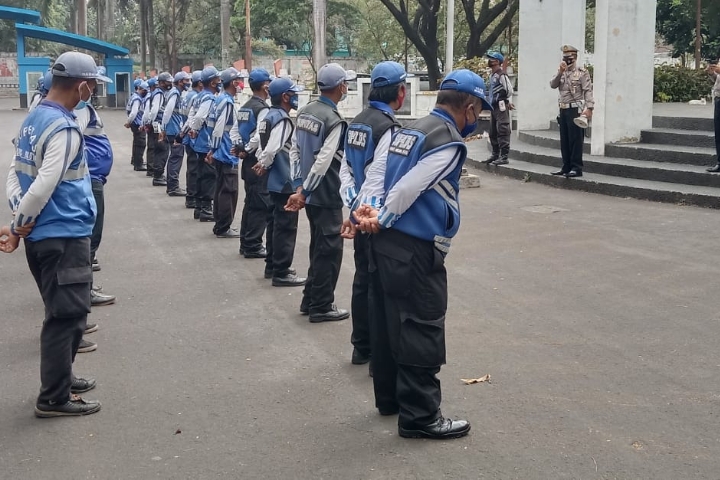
[656,0,720,61]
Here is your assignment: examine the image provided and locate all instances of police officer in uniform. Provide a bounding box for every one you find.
[286,63,356,322]
[254,77,306,286]
[188,66,221,222]
[1,51,105,417]
[125,80,148,171]
[237,68,272,258]
[180,70,203,209]
[550,45,594,178]
[353,69,492,440]
[484,52,514,166]
[207,68,243,238]
[161,71,190,196]
[339,61,406,366]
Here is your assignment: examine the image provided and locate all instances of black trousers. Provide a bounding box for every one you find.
[166,135,184,192]
[194,150,216,208]
[25,237,92,404]
[489,106,511,154]
[714,98,720,160]
[149,131,169,180]
[558,108,584,172]
[369,228,448,427]
[90,179,104,259]
[185,145,199,204]
[146,128,156,175]
[351,233,371,355]
[267,192,299,276]
[130,123,146,168]
[239,177,271,252]
[212,162,239,234]
[301,205,343,314]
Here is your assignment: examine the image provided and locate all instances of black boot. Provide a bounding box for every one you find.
[491,148,509,166]
[484,152,499,164]
[199,201,214,222]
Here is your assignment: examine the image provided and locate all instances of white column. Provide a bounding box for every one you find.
[517,0,586,130]
[591,0,657,155]
[445,0,455,73]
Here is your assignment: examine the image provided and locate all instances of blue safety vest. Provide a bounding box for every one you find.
[83,105,114,184]
[237,95,267,145]
[150,88,165,123]
[383,108,466,253]
[259,106,294,194]
[14,101,96,241]
[181,90,199,147]
[193,89,216,154]
[209,92,238,166]
[165,87,183,136]
[128,93,144,126]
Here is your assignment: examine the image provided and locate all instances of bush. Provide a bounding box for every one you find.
[653,65,712,103]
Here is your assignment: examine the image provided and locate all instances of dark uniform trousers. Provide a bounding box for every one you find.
[90,179,104,260]
[147,131,169,180]
[301,205,343,314]
[194,150,216,211]
[558,108,584,172]
[489,106,512,155]
[212,162,239,235]
[145,128,156,175]
[165,135,184,192]
[714,97,720,159]
[185,146,199,205]
[369,228,447,427]
[239,162,271,253]
[267,192,299,276]
[25,237,92,404]
[130,123,146,168]
[351,232,371,356]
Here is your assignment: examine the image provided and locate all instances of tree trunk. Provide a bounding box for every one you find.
[464,0,518,59]
[220,0,231,67]
[147,0,156,70]
[77,0,87,36]
[140,0,147,75]
[106,0,115,43]
[97,0,105,40]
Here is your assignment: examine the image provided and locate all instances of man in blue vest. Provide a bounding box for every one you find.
[188,66,221,222]
[286,63,356,322]
[140,78,155,177]
[253,76,306,286]
[125,80,148,171]
[237,68,271,258]
[160,71,190,196]
[207,67,243,238]
[143,73,170,185]
[339,61,406,368]
[1,51,104,417]
[353,69,492,440]
[179,70,203,210]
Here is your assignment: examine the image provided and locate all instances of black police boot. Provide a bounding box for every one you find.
[199,202,214,222]
[491,148,509,166]
[484,152,499,164]
[185,198,197,209]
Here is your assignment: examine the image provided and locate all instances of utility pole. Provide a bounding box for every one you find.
[245,0,252,71]
[221,0,230,67]
[313,0,326,82]
[445,0,454,73]
[77,0,87,36]
[695,0,702,68]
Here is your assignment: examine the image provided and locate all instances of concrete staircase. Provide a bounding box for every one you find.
[465,114,720,208]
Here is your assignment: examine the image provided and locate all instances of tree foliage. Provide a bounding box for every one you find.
[656,0,720,60]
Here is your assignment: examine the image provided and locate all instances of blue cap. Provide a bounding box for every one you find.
[439,69,492,111]
[371,61,407,88]
[133,78,142,89]
[40,69,53,94]
[486,52,504,63]
[268,77,303,97]
[147,77,158,87]
[220,67,241,84]
[191,70,202,85]
[248,68,271,84]
[138,81,149,91]
[174,71,190,83]
[201,66,220,83]
[317,63,356,90]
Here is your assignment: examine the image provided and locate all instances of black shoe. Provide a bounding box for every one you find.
[483,154,499,164]
[369,362,374,378]
[272,274,307,287]
[35,395,101,418]
[243,248,267,259]
[309,305,350,323]
[92,257,101,272]
[167,188,187,197]
[152,178,168,187]
[134,165,147,171]
[70,377,96,394]
[146,170,154,177]
[490,157,509,166]
[216,228,240,238]
[265,267,296,279]
[398,416,471,440]
[91,289,116,306]
[300,302,310,316]
[199,211,215,222]
[550,170,567,176]
[565,170,583,178]
[185,200,197,209]
[707,164,720,173]
[378,405,399,416]
[193,208,201,220]
[84,323,99,334]
[77,338,97,353]
[351,347,371,365]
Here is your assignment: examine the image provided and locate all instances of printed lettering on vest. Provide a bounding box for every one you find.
[389,132,418,156]
[297,117,321,136]
[237,110,251,122]
[258,121,268,135]
[346,129,367,149]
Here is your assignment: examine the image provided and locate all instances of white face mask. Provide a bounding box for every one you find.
[75,82,92,110]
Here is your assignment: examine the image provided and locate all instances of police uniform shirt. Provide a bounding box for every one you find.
[342,128,394,210]
[550,63,594,109]
[257,113,293,169]
[711,70,720,98]
[289,120,343,194]
[6,106,85,233]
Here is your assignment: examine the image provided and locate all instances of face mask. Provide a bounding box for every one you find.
[289,95,299,110]
[460,106,477,138]
[563,56,575,65]
[75,82,92,110]
[216,83,222,93]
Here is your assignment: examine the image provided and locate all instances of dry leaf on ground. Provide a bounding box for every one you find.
[461,375,491,385]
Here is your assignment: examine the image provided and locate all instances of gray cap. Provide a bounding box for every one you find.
[158,71,173,83]
[317,63,357,91]
[220,67,241,84]
[51,51,112,83]
[174,71,190,83]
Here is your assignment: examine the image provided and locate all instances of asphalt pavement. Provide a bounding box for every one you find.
[2,100,720,479]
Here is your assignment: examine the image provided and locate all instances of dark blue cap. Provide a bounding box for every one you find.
[220,67,241,84]
[439,69,493,111]
[147,77,158,87]
[371,61,407,87]
[486,52,504,63]
[268,77,303,97]
[249,68,271,84]
[200,66,219,83]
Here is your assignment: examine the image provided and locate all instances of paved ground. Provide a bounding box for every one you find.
[2,100,720,479]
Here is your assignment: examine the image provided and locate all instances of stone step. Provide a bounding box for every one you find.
[506,139,720,188]
[640,128,715,149]
[653,115,714,131]
[465,157,720,209]
[548,119,592,137]
[518,130,590,154]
